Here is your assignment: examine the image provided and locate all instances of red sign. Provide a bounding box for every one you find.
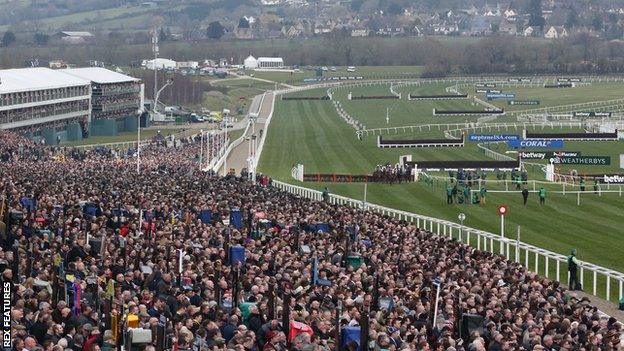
[497,205,508,216]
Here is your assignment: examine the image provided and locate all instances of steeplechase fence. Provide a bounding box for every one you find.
[433,108,505,116]
[408,94,468,100]
[524,130,619,141]
[272,180,624,303]
[378,135,464,148]
[281,96,330,101]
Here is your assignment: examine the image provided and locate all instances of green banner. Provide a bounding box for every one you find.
[508,100,540,105]
[553,156,611,166]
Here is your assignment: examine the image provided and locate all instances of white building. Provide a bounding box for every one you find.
[544,26,568,39]
[176,61,199,69]
[257,57,284,69]
[244,55,258,69]
[0,68,91,133]
[144,58,177,70]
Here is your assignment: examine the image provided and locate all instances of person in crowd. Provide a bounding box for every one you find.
[1,130,621,351]
[522,187,529,206]
[567,249,582,291]
[539,187,547,205]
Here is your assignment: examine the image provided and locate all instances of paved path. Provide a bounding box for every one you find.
[221,92,273,174]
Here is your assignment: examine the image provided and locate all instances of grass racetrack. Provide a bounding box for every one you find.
[258,88,624,280]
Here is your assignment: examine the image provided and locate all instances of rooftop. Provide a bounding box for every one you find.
[59,31,95,37]
[61,67,140,84]
[0,67,90,94]
[258,57,284,62]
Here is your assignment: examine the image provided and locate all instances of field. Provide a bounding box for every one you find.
[258,79,624,279]
[60,128,184,147]
[0,4,173,31]
[199,79,276,116]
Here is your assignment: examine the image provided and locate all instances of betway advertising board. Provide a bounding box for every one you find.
[573,112,612,118]
[551,156,611,166]
[487,93,516,100]
[588,174,624,184]
[519,151,581,159]
[508,139,564,149]
[469,134,519,142]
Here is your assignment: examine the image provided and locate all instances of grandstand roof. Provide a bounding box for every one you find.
[0,67,90,94]
[61,67,140,84]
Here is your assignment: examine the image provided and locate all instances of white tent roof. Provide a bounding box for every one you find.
[245,55,257,61]
[61,67,140,84]
[0,67,90,94]
[257,57,284,62]
[60,31,95,37]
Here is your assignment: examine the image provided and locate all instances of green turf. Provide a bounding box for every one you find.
[258,95,624,275]
[60,129,184,147]
[472,83,624,112]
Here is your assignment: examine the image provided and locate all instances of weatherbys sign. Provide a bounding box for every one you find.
[469,134,519,142]
[476,83,497,88]
[551,156,611,166]
[508,139,564,148]
[509,100,540,106]
[519,151,581,159]
[487,93,516,100]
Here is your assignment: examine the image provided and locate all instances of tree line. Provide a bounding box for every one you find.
[3,35,624,75]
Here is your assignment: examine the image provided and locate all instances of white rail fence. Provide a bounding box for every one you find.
[272,180,624,303]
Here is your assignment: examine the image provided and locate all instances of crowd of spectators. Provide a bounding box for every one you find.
[8,117,88,140]
[0,101,90,125]
[1,130,622,351]
[93,83,140,96]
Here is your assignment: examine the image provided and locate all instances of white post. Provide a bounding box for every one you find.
[515,225,520,263]
[363,182,367,208]
[136,113,141,174]
[500,215,505,255]
[199,129,204,170]
[577,191,580,206]
[138,209,143,236]
[223,118,228,176]
[432,281,441,330]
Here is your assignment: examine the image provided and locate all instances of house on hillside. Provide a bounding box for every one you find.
[544,26,568,39]
[499,19,517,35]
[524,26,542,37]
[54,31,95,44]
[351,28,370,37]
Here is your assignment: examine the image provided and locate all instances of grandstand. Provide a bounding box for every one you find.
[0,67,91,143]
[62,68,144,137]
[0,67,144,144]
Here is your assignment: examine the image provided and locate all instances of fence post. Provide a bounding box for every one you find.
[535,253,539,273]
[556,260,560,282]
[606,276,611,301]
[545,257,549,278]
[593,271,597,296]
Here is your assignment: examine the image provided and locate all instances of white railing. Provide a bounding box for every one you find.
[252,93,275,171]
[71,140,151,150]
[272,179,624,303]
